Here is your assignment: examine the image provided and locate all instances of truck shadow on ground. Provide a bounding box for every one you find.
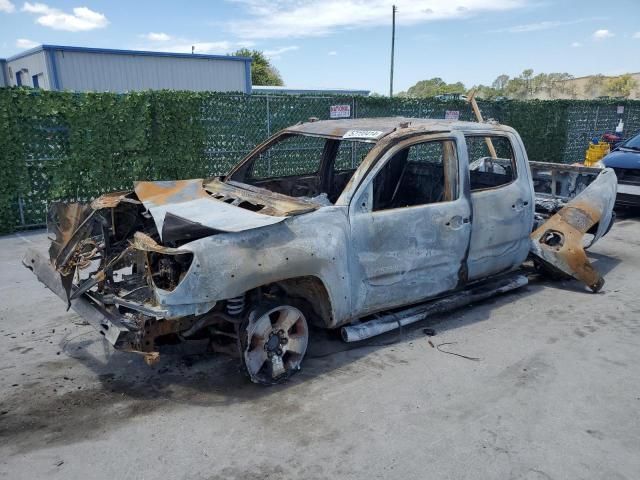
[0,253,622,454]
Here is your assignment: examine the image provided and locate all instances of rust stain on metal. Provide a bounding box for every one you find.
[143,352,160,366]
[134,179,210,206]
[91,191,139,209]
[204,179,318,216]
[48,203,94,268]
[531,200,604,292]
[131,231,182,254]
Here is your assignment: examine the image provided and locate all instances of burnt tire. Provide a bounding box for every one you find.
[238,302,309,385]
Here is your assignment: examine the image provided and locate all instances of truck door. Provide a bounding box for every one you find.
[349,133,472,316]
[464,132,534,280]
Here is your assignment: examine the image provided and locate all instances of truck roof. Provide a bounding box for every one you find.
[285,117,512,139]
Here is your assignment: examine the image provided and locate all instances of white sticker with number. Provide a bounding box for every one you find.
[343,130,384,139]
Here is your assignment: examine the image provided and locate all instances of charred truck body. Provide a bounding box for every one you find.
[24,118,617,384]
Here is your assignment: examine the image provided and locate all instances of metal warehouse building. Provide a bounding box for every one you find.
[0,45,252,93]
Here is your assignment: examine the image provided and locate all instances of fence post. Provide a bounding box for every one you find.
[266,94,272,175]
[17,194,25,227]
[266,94,271,137]
[351,96,357,167]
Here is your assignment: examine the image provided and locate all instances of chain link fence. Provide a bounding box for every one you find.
[1,88,639,233]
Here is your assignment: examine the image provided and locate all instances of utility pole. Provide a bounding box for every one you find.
[389,4,396,97]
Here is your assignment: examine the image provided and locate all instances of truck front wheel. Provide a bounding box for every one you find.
[238,303,309,385]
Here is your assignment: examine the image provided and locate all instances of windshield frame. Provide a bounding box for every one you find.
[224,130,380,203]
[226,131,378,181]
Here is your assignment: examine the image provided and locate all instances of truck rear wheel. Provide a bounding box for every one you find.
[238,303,309,385]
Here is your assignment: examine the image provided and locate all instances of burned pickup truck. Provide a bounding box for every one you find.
[24,118,617,384]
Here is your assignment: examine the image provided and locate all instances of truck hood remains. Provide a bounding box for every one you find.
[135,178,320,242]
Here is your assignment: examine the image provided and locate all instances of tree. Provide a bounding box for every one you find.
[583,74,605,98]
[605,74,638,98]
[546,72,574,97]
[403,77,466,98]
[472,84,500,100]
[491,74,510,91]
[232,49,283,86]
[504,76,528,99]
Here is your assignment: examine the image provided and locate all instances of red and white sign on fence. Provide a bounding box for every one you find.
[330,104,351,119]
[445,110,460,121]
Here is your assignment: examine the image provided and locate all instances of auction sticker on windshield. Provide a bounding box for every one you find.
[343,130,384,139]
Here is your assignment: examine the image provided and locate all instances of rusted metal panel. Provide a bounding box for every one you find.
[530,168,617,292]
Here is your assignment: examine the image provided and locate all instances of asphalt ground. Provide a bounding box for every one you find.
[1,212,639,480]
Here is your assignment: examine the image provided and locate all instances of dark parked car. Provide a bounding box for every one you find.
[602,132,640,207]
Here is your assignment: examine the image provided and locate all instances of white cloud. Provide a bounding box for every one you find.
[135,33,253,55]
[16,38,38,49]
[263,45,299,58]
[328,50,337,55]
[571,41,582,48]
[633,32,640,39]
[140,32,172,42]
[0,0,15,13]
[146,41,230,54]
[161,41,233,54]
[22,2,108,31]
[592,29,613,40]
[228,0,527,39]
[491,18,590,33]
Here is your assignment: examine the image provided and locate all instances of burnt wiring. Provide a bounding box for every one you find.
[434,342,482,361]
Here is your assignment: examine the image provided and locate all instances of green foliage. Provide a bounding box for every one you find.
[584,74,606,98]
[1,87,639,234]
[400,78,466,98]
[0,89,28,233]
[492,75,510,91]
[232,49,283,86]
[472,85,501,100]
[476,70,576,100]
[605,74,639,99]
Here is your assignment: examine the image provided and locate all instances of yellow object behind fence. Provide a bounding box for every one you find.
[584,142,610,166]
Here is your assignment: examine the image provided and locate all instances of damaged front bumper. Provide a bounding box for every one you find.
[24,247,136,349]
[27,187,226,362]
[23,246,217,364]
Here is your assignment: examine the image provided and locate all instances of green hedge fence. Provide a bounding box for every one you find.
[1,87,639,233]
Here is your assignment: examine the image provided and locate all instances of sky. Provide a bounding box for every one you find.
[1,0,639,94]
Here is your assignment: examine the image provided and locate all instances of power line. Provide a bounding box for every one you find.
[390,4,396,98]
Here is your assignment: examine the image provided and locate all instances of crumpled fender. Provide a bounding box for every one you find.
[530,168,617,292]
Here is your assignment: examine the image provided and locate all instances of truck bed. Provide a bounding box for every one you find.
[530,161,608,212]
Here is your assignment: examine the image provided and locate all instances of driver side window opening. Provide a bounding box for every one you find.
[372,139,458,212]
